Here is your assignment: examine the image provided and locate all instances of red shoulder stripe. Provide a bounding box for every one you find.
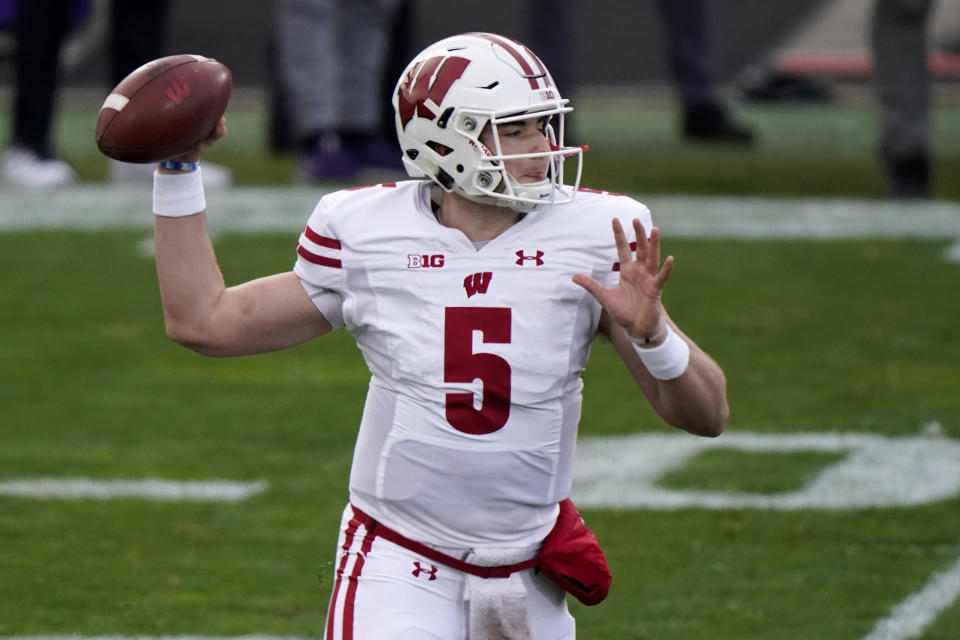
[298,244,342,268]
[345,182,398,191]
[304,226,341,250]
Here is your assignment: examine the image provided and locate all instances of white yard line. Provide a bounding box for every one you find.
[944,239,960,262]
[2,185,960,238]
[572,432,960,510]
[861,555,960,640]
[0,478,267,502]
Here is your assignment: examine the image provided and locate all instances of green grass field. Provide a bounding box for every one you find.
[2,97,960,639]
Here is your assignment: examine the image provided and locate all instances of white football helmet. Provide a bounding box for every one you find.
[393,32,583,212]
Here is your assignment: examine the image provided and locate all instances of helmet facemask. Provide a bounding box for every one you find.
[473,108,582,213]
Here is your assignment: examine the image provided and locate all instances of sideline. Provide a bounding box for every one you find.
[1,184,960,238]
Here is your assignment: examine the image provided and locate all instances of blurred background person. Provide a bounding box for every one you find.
[0,0,232,187]
[527,0,756,146]
[275,0,404,182]
[1,0,89,186]
[871,0,934,198]
[655,0,756,144]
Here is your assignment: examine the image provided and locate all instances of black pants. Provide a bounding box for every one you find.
[10,0,168,156]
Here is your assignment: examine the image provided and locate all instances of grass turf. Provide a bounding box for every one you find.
[2,229,959,638]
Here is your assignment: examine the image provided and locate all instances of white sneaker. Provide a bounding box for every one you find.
[110,159,234,187]
[1,145,76,187]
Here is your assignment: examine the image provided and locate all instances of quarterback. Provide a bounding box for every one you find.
[149,32,728,640]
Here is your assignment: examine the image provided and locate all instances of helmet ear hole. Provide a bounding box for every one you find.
[426,141,454,157]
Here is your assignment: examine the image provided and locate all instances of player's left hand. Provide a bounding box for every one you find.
[573,217,674,341]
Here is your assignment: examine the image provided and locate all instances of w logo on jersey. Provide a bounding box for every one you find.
[397,56,470,128]
[463,272,492,297]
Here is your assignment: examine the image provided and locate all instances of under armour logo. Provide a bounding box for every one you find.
[463,272,492,297]
[516,250,545,266]
[412,561,438,581]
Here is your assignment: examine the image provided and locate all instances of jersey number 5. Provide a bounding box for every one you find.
[444,307,511,435]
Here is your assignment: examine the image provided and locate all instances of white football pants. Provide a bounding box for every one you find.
[323,504,576,639]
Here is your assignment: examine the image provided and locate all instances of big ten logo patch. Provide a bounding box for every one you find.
[408,254,445,269]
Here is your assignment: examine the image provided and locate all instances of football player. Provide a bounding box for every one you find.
[150,32,728,640]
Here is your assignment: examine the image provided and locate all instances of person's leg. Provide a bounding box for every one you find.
[521,568,576,640]
[9,0,72,156]
[871,0,933,197]
[108,0,168,85]
[324,507,465,639]
[654,0,755,144]
[379,0,413,141]
[338,0,402,170]
[527,0,578,141]
[2,0,77,185]
[276,0,360,179]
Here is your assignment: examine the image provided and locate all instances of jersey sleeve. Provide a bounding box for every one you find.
[293,197,347,327]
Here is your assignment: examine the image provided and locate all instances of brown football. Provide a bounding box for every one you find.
[95,54,232,163]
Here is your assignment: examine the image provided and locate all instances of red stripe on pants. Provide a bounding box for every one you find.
[325,515,361,640]
[341,528,377,640]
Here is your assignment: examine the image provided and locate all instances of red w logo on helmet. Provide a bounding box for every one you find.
[397,56,470,128]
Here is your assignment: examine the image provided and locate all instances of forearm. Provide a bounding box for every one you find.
[607,316,729,437]
[647,340,729,436]
[146,121,330,355]
[154,213,334,356]
[153,212,229,349]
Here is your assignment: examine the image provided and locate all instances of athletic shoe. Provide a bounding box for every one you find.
[883,152,930,199]
[683,104,756,145]
[299,132,360,181]
[1,145,76,186]
[347,133,404,172]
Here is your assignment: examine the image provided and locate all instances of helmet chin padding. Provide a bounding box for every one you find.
[393,32,583,212]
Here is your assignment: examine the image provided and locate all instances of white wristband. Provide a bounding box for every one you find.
[153,168,205,217]
[631,326,690,380]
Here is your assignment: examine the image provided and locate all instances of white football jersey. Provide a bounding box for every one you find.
[294,181,651,549]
